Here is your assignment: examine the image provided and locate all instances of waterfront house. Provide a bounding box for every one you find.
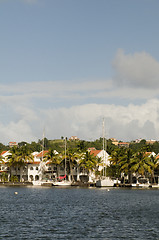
[0,148,111,184]
[78,149,111,183]
[90,149,111,168]
[0,151,11,181]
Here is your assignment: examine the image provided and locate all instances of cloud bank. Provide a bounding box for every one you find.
[112,49,159,88]
[0,98,159,144]
[1,49,159,144]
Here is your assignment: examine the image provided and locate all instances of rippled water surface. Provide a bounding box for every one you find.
[0,186,159,239]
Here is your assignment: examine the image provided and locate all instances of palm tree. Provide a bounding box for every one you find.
[79,151,97,181]
[17,146,34,181]
[7,146,33,182]
[130,151,152,181]
[1,172,8,182]
[110,148,125,179]
[44,149,61,179]
[119,148,134,184]
[147,154,159,184]
[66,148,82,181]
[7,147,19,180]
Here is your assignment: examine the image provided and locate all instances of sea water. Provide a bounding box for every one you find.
[0,186,159,239]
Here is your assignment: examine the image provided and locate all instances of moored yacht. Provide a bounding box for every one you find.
[96,119,114,188]
[53,180,72,186]
[52,137,72,187]
[96,177,114,187]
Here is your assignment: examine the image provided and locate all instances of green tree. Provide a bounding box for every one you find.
[7,146,33,181]
[7,147,19,180]
[119,148,134,184]
[110,148,125,179]
[44,149,61,178]
[79,151,97,177]
[65,148,80,181]
[130,151,152,179]
[147,154,159,184]
[0,172,8,182]
[17,146,34,181]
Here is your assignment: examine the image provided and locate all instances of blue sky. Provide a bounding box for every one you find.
[1,0,159,144]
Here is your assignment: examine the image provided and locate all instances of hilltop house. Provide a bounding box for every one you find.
[69,136,79,141]
[118,142,129,148]
[9,142,17,147]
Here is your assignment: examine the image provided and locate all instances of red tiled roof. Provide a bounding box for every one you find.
[90,150,101,157]
[118,142,129,145]
[144,152,152,156]
[36,150,49,158]
[1,151,7,156]
[46,161,51,165]
[28,161,41,164]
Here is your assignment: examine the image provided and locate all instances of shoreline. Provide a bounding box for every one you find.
[1,181,159,189]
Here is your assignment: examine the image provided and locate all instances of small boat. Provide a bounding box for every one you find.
[32,180,42,186]
[53,174,72,186]
[32,180,53,186]
[131,177,150,188]
[53,180,72,186]
[96,177,114,187]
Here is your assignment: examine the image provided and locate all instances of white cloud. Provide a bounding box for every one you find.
[1,48,159,144]
[112,49,159,88]
[0,95,159,144]
[1,64,159,106]
[0,120,36,144]
[38,99,159,142]
[0,79,113,106]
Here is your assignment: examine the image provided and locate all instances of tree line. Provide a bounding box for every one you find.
[1,138,159,183]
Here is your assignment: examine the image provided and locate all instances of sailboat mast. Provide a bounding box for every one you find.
[65,137,66,179]
[42,129,45,162]
[102,118,107,177]
[102,118,105,177]
[105,136,107,177]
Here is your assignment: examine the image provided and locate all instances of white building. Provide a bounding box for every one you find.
[0,148,110,184]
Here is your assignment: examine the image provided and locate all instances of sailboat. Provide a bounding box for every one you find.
[53,137,72,186]
[32,129,54,186]
[96,119,114,187]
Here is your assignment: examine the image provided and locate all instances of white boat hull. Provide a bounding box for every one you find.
[32,180,53,186]
[53,181,72,186]
[131,183,150,188]
[32,181,42,186]
[96,178,114,187]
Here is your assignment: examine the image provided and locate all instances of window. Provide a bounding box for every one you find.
[35,175,39,180]
[30,167,33,170]
[29,175,34,181]
[36,167,38,170]
[48,167,51,170]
